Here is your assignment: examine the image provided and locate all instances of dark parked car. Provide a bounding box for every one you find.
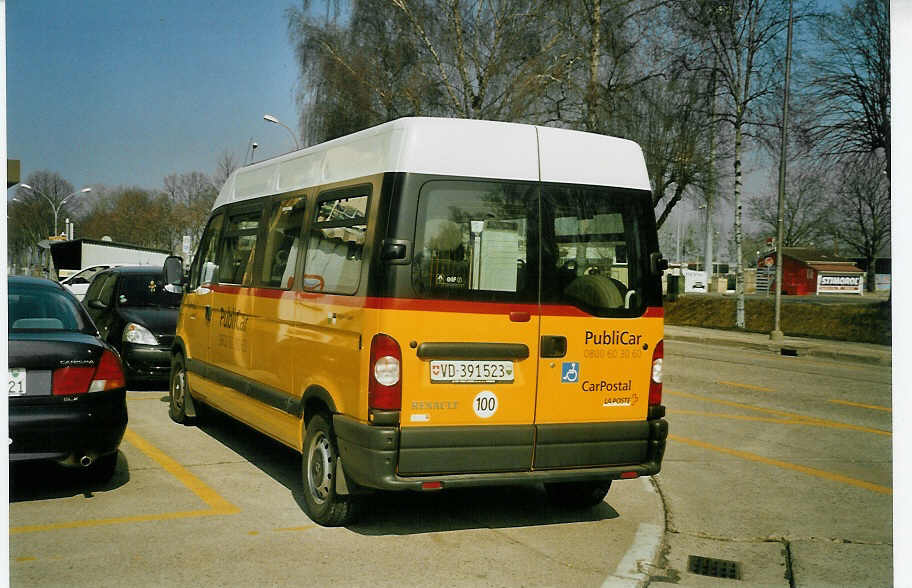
[8,276,128,480]
[83,266,181,387]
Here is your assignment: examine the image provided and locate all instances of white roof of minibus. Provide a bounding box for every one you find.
[214,117,650,209]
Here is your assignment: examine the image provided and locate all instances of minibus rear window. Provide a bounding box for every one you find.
[541,185,650,316]
[412,180,537,303]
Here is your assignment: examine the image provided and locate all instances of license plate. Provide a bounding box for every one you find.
[8,368,26,397]
[430,360,514,383]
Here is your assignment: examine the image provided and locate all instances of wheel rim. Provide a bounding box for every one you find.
[306,431,333,504]
[171,367,185,411]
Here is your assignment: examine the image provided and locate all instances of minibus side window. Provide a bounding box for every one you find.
[190,213,224,289]
[303,192,369,294]
[257,196,307,289]
[216,209,262,285]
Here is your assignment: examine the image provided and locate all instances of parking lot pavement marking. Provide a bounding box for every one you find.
[718,380,776,393]
[828,399,892,412]
[667,390,891,437]
[673,409,801,425]
[669,434,892,495]
[122,428,239,514]
[10,429,239,535]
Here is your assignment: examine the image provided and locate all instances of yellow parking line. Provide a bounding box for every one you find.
[718,381,775,393]
[667,390,891,437]
[829,399,892,412]
[275,525,318,532]
[670,434,892,495]
[10,429,238,535]
[673,409,801,425]
[122,429,238,513]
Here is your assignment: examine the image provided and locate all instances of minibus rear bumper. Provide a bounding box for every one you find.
[333,414,668,492]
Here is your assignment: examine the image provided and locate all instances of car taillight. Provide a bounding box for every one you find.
[53,350,126,395]
[648,340,663,406]
[369,334,401,410]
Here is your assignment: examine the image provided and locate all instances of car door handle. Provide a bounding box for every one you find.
[205,306,211,321]
[540,335,567,358]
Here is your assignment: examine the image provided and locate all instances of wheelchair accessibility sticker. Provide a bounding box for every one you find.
[561,362,580,383]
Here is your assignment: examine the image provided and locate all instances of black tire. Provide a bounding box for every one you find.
[84,452,118,483]
[169,354,194,425]
[545,480,611,508]
[301,413,358,526]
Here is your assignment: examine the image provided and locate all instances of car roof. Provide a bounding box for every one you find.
[102,266,164,275]
[8,275,66,289]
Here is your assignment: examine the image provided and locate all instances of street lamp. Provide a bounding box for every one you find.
[20,184,91,238]
[263,114,300,150]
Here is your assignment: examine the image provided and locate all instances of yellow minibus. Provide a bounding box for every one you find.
[164,117,669,526]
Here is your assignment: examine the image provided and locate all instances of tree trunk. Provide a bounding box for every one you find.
[734,116,745,329]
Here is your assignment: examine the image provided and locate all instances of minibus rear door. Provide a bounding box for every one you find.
[395,179,542,475]
[532,185,662,468]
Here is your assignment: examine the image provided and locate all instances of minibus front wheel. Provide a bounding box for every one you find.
[169,355,196,425]
[302,413,358,526]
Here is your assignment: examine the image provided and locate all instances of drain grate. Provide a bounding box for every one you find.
[688,555,741,580]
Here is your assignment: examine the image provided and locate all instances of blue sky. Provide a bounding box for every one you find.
[7,1,316,193]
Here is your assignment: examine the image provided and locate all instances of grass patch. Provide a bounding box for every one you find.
[665,295,891,345]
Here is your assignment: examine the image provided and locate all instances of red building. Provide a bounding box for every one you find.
[758,248,864,295]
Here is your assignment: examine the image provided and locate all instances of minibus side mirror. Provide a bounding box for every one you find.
[380,239,410,265]
[650,252,669,275]
[163,255,185,293]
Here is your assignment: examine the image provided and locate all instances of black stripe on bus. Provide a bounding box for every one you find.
[186,359,303,418]
[415,342,530,360]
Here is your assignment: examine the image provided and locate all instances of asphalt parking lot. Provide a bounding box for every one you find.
[10,390,665,587]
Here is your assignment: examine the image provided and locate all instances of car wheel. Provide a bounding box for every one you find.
[169,355,194,425]
[544,480,611,508]
[84,452,118,483]
[302,413,358,526]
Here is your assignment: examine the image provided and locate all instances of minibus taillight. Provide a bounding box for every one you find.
[369,334,402,411]
[53,350,126,395]
[648,340,663,407]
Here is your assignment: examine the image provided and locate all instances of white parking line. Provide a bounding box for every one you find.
[601,522,663,587]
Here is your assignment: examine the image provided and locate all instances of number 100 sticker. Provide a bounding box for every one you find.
[473,390,498,419]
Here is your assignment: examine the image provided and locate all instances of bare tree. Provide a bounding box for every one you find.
[78,187,176,252]
[675,0,793,328]
[214,150,239,190]
[831,152,889,292]
[287,0,561,143]
[809,0,889,179]
[748,160,832,246]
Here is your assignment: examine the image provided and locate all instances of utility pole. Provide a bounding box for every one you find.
[771,0,794,341]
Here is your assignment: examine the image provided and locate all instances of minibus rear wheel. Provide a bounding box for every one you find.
[302,413,358,526]
[544,480,611,508]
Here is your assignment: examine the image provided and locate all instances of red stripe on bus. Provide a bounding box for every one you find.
[204,285,662,318]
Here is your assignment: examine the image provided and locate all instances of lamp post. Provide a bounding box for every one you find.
[263,114,300,150]
[771,0,794,342]
[20,183,91,238]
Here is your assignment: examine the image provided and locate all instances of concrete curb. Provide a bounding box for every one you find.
[664,332,892,366]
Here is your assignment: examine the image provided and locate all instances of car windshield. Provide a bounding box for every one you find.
[66,265,108,284]
[8,282,92,332]
[116,274,183,308]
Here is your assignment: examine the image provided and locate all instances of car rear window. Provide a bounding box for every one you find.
[8,282,92,332]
